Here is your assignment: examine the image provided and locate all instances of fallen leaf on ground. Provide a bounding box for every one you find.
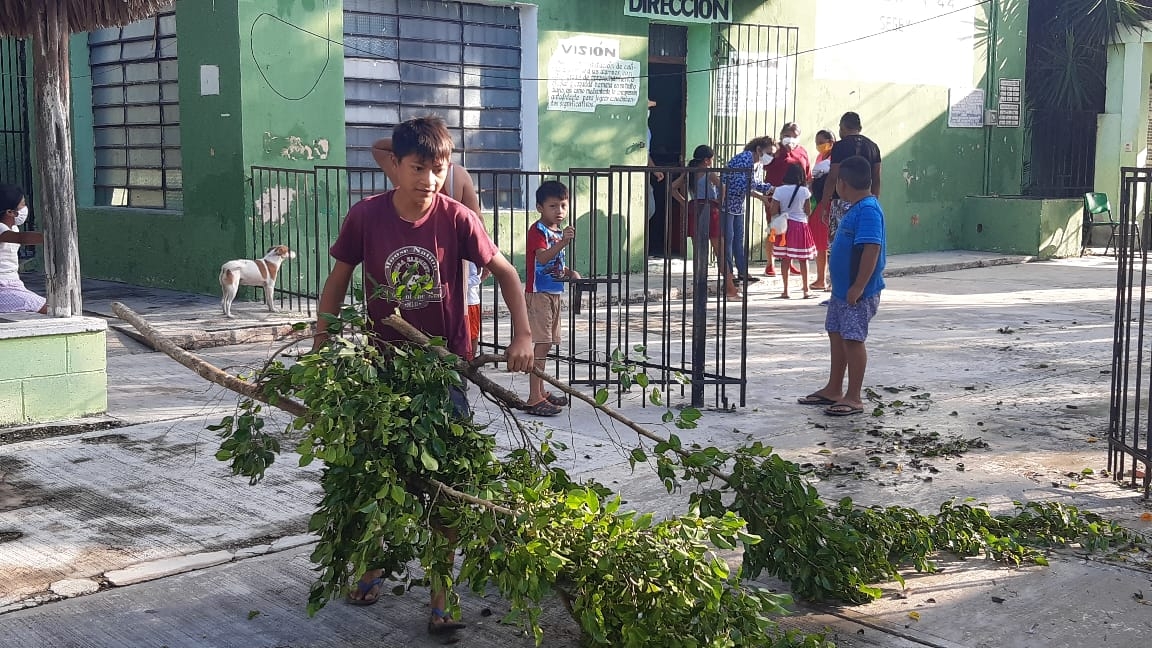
[908,611,920,621]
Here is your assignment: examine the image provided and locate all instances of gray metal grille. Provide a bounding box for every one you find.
[0,38,34,259]
[343,0,522,178]
[88,10,181,210]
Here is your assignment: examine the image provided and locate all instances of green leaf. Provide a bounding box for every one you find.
[420,449,439,471]
[595,389,609,406]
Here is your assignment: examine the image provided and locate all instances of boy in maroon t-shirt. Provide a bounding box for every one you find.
[313,116,533,633]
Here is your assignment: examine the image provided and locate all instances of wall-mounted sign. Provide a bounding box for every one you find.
[624,0,732,24]
[947,87,986,128]
[713,52,794,118]
[997,78,1022,128]
[814,0,975,87]
[547,36,641,113]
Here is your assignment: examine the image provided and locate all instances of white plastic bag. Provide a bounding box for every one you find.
[770,213,789,237]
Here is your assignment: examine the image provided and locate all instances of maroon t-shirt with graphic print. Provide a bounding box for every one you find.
[330,190,496,358]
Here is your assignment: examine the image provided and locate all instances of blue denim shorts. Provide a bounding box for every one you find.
[825,294,881,342]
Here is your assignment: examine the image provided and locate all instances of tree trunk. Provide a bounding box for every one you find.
[31,3,82,317]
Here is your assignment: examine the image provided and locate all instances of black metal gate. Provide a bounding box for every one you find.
[1109,167,1152,498]
[0,37,35,257]
[710,23,798,264]
[249,164,749,408]
[710,23,799,163]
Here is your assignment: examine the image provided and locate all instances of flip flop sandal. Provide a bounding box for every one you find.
[797,394,837,406]
[824,404,864,417]
[428,608,467,635]
[544,392,569,407]
[346,577,384,606]
[523,400,562,416]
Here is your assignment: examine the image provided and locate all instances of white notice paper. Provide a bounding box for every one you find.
[547,36,640,113]
[947,88,985,128]
[200,65,220,96]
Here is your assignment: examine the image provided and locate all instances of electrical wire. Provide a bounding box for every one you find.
[0,0,991,87]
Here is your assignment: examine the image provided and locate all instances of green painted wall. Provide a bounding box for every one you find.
[729,0,1029,255]
[70,2,249,293]
[960,196,1081,258]
[237,0,348,299]
[0,326,106,425]
[55,0,1040,294]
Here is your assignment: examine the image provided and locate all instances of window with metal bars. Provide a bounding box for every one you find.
[343,0,522,180]
[88,9,181,210]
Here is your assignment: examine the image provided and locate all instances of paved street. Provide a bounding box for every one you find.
[3,253,1152,647]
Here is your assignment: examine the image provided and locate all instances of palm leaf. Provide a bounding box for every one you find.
[0,0,174,37]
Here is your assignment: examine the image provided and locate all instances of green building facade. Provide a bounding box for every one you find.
[8,0,1054,295]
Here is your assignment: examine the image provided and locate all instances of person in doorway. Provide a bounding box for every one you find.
[317,116,534,633]
[763,122,810,276]
[769,163,817,299]
[798,156,886,417]
[808,129,837,291]
[646,99,667,257]
[723,136,775,284]
[0,185,46,314]
[372,133,489,357]
[816,112,882,245]
[524,180,580,416]
[671,145,738,299]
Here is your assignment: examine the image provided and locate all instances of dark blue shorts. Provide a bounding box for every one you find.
[449,385,471,418]
[825,294,881,342]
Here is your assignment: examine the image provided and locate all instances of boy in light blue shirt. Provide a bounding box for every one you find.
[797,155,885,417]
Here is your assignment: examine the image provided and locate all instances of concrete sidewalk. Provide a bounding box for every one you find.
[4,252,1152,647]
[22,250,1035,352]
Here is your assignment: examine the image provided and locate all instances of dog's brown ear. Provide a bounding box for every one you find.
[274,245,290,256]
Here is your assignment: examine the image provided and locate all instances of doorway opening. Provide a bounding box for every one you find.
[648,23,687,257]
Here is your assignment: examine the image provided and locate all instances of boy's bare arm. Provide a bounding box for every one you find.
[312,261,356,350]
[0,230,42,245]
[871,163,883,199]
[458,169,482,216]
[533,227,574,264]
[820,163,840,208]
[846,244,881,305]
[670,173,687,203]
[486,253,534,372]
[370,138,400,187]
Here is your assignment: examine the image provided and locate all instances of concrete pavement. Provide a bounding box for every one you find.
[4,252,1152,647]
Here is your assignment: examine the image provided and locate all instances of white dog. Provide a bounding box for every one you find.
[219,245,296,318]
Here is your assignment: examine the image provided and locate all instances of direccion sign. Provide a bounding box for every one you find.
[624,0,732,23]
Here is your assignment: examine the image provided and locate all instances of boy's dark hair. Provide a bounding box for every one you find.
[692,144,714,160]
[783,163,806,186]
[840,111,863,131]
[744,136,774,153]
[536,180,569,205]
[0,184,24,212]
[816,129,836,142]
[838,156,872,191]
[392,116,454,163]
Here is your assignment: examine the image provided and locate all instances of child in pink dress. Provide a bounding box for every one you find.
[769,164,818,299]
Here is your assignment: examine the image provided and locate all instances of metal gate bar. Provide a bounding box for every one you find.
[0,37,35,255]
[1109,166,1152,498]
[248,163,749,407]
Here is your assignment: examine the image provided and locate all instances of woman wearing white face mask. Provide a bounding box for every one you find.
[0,184,47,314]
[722,136,775,283]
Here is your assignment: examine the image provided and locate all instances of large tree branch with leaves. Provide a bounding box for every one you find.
[112,302,1140,647]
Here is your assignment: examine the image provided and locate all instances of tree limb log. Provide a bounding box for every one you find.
[379,314,526,410]
[110,302,513,517]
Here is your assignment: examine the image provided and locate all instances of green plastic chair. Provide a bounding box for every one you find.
[1083,192,1120,256]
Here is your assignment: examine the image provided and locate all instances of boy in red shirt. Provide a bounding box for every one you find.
[314,116,533,632]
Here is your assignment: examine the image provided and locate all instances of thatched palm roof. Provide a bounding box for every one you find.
[0,0,173,37]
